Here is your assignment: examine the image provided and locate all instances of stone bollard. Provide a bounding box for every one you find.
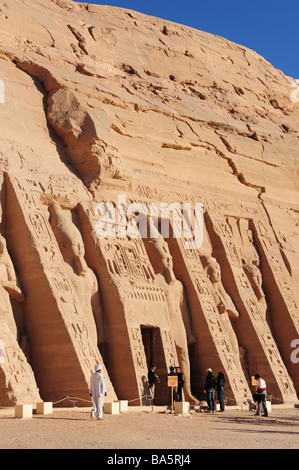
[118,400,128,412]
[174,401,190,414]
[36,402,53,415]
[15,404,33,418]
[104,402,120,415]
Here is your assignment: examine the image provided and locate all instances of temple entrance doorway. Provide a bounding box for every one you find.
[141,326,168,405]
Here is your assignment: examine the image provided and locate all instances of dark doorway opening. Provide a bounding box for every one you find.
[141,326,168,405]
[141,327,154,370]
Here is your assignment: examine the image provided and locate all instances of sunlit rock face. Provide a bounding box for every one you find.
[0,0,298,407]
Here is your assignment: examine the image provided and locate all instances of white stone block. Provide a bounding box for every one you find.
[175,401,190,414]
[104,402,119,414]
[36,402,53,415]
[118,400,128,412]
[15,404,33,418]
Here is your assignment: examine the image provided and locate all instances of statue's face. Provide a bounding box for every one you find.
[209,262,221,282]
[165,255,173,271]
[72,241,84,258]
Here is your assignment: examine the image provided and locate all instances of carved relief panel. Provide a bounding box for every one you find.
[207,210,297,402]
[176,238,252,403]
[7,174,116,400]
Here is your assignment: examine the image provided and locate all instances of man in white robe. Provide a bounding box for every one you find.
[90,364,107,420]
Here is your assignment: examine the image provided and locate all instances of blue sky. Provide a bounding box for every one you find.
[73,0,299,78]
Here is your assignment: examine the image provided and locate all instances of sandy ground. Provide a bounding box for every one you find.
[0,405,298,452]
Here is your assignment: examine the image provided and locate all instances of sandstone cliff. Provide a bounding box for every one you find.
[0,0,298,407]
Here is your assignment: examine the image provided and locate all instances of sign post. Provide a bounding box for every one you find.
[167,375,178,412]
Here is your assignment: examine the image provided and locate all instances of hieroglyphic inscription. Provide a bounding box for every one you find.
[101,238,155,282]
[129,284,166,302]
[128,326,149,399]
[160,328,178,368]
[129,327,148,369]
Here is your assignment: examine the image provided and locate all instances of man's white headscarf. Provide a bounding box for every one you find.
[94,364,102,372]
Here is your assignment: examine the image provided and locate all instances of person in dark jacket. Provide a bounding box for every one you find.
[148,365,157,403]
[175,366,184,402]
[216,372,225,411]
[204,368,216,412]
[167,366,178,407]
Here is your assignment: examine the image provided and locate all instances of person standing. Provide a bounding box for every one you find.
[204,368,216,413]
[254,374,268,417]
[167,366,178,408]
[90,364,107,420]
[148,365,157,404]
[216,372,225,411]
[175,366,184,402]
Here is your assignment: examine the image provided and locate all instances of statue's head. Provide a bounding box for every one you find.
[206,256,221,283]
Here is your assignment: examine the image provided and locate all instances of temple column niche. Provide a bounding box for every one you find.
[4,173,116,404]
[0,234,41,406]
[166,222,252,405]
[250,218,299,393]
[204,255,240,359]
[205,211,297,403]
[49,203,105,349]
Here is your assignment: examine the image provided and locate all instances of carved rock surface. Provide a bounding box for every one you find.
[0,0,298,406]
